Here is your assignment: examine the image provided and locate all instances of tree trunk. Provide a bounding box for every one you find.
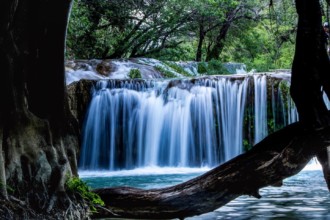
[290,0,330,128]
[0,0,87,218]
[196,23,206,62]
[290,0,330,189]
[92,0,330,219]
[206,22,231,61]
[206,8,239,61]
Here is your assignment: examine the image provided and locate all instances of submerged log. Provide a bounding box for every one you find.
[93,123,330,219]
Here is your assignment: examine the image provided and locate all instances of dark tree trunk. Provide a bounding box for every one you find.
[91,0,330,219]
[290,0,330,189]
[290,0,330,128]
[206,22,231,61]
[0,0,87,218]
[196,23,206,62]
[206,7,239,61]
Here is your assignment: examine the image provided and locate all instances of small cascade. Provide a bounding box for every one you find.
[213,77,249,161]
[65,58,247,85]
[253,75,268,144]
[79,74,298,171]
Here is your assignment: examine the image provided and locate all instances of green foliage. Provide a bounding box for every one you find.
[66,177,104,212]
[164,61,191,77]
[197,60,230,75]
[155,66,177,78]
[222,20,295,72]
[149,42,197,61]
[66,1,101,58]
[279,80,292,110]
[67,0,196,59]
[267,118,275,132]
[197,62,208,74]
[67,0,297,71]
[243,139,253,151]
[129,69,142,79]
[207,59,230,75]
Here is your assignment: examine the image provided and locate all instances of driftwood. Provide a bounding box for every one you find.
[93,123,330,219]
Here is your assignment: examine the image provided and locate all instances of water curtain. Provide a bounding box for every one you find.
[79,75,297,170]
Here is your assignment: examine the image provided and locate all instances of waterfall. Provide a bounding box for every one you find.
[253,75,268,144]
[214,77,249,161]
[79,75,298,171]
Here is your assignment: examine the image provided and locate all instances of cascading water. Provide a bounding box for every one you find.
[214,77,249,161]
[253,75,268,144]
[79,74,298,171]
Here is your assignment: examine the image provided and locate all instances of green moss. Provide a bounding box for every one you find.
[197,60,230,75]
[128,68,142,79]
[164,61,191,77]
[66,177,104,212]
[197,62,208,74]
[207,59,230,75]
[279,80,291,109]
[243,139,253,151]
[267,118,275,132]
[155,65,177,78]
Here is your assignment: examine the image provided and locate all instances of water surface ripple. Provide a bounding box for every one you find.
[80,165,329,219]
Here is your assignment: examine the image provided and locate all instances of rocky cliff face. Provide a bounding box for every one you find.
[67,80,95,130]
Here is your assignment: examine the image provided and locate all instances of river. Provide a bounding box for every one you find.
[80,162,329,219]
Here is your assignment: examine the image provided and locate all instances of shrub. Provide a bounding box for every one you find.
[197,62,208,74]
[206,59,230,75]
[164,61,191,77]
[129,68,142,79]
[197,60,229,75]
[155,65,177,78]
[66,177,104,212]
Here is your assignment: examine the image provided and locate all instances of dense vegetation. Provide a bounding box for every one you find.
[1,0,330,218]
[66,0,306,71]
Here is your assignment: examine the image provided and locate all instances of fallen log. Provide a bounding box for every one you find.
[92,123,330,219]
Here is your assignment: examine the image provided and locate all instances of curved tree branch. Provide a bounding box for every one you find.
[93,123,330,219]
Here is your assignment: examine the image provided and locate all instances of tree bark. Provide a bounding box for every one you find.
[290,0,330,128]
[290,0,330,189]
[0,0,87,218]
[206,22,231,61]
[196,23,206,62]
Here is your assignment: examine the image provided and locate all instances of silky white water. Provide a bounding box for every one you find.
[79,74,298,171]
[73,64,330,219]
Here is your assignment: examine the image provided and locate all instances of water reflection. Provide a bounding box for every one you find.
[80,168,330,219]
[190,170,330,219]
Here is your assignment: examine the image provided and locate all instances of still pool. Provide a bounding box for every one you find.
[79,164,330,219]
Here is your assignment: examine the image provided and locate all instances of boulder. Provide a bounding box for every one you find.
[96,61,112,76]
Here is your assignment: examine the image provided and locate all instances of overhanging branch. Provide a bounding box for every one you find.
[92,123,330,219]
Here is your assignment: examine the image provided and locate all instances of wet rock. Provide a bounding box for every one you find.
[67,80,95,128]
[73,61,92,71]
[96,61,112,76]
